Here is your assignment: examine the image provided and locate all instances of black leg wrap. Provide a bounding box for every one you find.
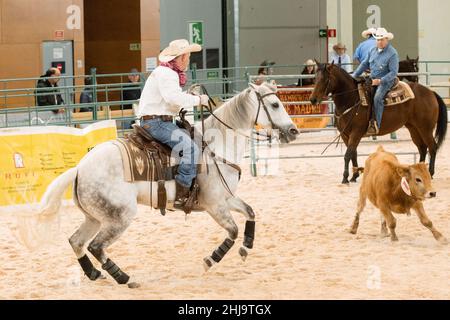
[211,238,235,263]
[243,220,255,249]
[78,255,102,281]
[102,258,130,285]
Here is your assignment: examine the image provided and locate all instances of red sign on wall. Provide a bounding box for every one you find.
[54,30,65,40]
[328,29,337,38]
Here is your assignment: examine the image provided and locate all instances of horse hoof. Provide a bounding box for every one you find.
[127,282,141,289]
[239,247,248,262]
[342,181,350,185]
[438,237,448,245]
[203,257,215,272]
[88,270,105,281]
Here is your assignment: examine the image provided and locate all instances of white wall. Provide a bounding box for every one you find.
[160,0,223,67]
[418,0,450,96]
[418,0,450,62]
[327,0,353,60]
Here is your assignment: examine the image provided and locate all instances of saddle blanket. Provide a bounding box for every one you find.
[358,81,415,107]
[112,138,169,182]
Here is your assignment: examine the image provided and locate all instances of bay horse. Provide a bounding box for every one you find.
[38,82,299,287]
[310,63,447,184]
[399,56,419,82]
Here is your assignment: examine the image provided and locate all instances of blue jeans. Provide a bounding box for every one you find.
[373,80,395,127]
[142,118,200,188]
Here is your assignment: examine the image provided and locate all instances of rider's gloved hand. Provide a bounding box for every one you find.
[199,94,209,106]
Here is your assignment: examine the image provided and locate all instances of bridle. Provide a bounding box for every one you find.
[194,84,282,142]
[316,66,363,155]
[189,84,284,197]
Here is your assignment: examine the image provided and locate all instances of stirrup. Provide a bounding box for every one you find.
[365,121,379,136]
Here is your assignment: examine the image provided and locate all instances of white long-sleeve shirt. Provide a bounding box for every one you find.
[329,52,353,73]
[136,66,200,117]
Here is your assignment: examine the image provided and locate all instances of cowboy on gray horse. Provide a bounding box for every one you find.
[136,39,209,212]
[353,27,399,135]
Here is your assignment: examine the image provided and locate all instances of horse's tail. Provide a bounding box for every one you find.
[434,92,448,151]
[39,167,78,217]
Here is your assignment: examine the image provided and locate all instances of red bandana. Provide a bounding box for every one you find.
[160,61,187,87]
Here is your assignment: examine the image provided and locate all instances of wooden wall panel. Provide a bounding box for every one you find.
[84,0,141,77]
[140,0,161,71]
[0,0,85,108]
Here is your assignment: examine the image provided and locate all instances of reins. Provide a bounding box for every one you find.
[192,84,280,196]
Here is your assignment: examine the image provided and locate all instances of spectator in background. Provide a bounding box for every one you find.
[120,68,142,130]
[122,68,142,109]
[353,28,377,66]
[79,77,94,112]
[254,60,276,85]
[297,59,316,86]
[330,43,352,73]
[35,67,65,114]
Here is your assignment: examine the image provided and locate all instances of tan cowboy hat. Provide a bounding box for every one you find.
[305,59,316,66]
[362,28,377,38]
[373,27,394,40]
[159,39,202,63]
[333,43,347,51]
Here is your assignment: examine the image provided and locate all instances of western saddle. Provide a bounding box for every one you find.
[123,119,199,216]
[358,77,415,108]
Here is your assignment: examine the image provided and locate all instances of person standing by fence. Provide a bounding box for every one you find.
[35,68,66,122]
[330,43,352,73]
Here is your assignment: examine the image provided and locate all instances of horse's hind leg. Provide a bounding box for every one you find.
[87,218,134,286]
[411,124,438,176]
[406,125,428,162]
[203,206,238,272]
[227,197,255,261]
[69,217,104,281]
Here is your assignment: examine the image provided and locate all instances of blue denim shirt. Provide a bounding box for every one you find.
[353,37,376,63]
[353,44,399,86]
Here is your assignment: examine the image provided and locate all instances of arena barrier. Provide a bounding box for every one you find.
[246,73,429,177]
[1,64,448,178]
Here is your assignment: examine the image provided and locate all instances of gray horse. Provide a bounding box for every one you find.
[39,82,299,287]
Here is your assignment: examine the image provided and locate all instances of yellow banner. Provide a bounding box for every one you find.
[0,120,117,208]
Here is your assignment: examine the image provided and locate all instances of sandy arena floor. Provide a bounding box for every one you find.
[0,128,449,299]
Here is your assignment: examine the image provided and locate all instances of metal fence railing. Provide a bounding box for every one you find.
[1,61,449,137]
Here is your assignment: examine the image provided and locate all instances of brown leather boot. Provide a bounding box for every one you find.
[174,181,191,211]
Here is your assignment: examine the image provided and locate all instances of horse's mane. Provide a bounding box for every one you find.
[202,87,253,132]
[318,63,357,88]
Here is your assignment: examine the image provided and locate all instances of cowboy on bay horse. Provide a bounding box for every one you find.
[352,27,400,135]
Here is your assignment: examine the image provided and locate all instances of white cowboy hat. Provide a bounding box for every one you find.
[159,39,202,63]
[373,27,394,40]
[361,27,377,38]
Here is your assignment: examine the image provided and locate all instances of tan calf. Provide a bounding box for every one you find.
[350,146,447,243]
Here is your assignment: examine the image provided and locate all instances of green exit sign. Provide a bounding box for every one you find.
[207,71,219,79]
[189,21,204,45]
[319,29,327,38]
